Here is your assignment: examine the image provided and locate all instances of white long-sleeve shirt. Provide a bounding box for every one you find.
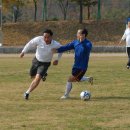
[121,28,130,47]
[22,36,62,62]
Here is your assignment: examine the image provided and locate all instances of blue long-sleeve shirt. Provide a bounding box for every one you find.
[57,39,92,70]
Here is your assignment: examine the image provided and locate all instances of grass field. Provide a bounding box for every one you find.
[0,53,130,130]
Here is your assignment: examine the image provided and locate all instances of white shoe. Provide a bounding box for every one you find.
[60,95,69,99]
[127,65,130,69]
[88,77,93,85]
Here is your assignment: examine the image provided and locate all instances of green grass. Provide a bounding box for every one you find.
[0,54,130,130]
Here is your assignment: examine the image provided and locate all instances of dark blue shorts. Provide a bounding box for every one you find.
[72,68,86,81]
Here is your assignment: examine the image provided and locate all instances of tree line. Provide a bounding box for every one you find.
[2,0,99,23]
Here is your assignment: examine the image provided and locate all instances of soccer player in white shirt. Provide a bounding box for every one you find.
[20,29,62,100]
[120,21,130,69]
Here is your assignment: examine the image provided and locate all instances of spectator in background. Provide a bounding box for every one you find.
[120,20,130,69]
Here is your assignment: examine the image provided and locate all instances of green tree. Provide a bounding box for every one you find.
[97,0,101,20]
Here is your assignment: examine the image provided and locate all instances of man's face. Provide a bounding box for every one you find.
[43,33,52,44]
[128,22,130,28]
[77,30,85,42]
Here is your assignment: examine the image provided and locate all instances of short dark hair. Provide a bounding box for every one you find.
[81,28,88,37]
[43,29,53,36]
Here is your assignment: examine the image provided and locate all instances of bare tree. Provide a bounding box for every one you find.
[42,0,47,21]
[3,0,25,23]
[56,0,69,20]
[79,0,83,23]
[84,0,97,20]
[71,0,98,23]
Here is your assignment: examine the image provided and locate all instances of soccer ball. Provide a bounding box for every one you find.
[80,90,91,101]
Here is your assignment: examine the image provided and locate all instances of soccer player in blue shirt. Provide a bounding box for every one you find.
[52,28,93,99]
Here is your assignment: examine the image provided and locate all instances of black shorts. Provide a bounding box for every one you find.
[72,68,86,81]
[30,57,51,78]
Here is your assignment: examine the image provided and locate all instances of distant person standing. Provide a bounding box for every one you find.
[119,20,130,69]
[20,29,62,100]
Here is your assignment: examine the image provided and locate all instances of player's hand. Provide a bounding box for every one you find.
[20,52,24,58]
[53,60,58,65]
[52,48,58,53]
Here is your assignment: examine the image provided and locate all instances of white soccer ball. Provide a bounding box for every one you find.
[80,90,91,101]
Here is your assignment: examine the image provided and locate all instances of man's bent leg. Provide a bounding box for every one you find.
[61,76,76,99]
[80,76,93,85]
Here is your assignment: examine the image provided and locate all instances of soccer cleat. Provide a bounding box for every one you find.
[42,73,48,81]
[60,95,69,99]
[88,77,93,85]
[24,93,29,100]
[126,65,130,69]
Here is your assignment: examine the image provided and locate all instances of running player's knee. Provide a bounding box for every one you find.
[35,74,42,82]
[68,76,76,82]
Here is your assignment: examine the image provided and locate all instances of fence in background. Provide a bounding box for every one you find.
[0,46,126,54]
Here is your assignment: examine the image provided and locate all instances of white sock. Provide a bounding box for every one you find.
[80,76,90,82]
[26,90,30,94]
[64,82,72,96]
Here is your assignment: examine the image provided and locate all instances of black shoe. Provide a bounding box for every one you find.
[24,93,29,100]
[127,65,130,69]
[42,73,48,81]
